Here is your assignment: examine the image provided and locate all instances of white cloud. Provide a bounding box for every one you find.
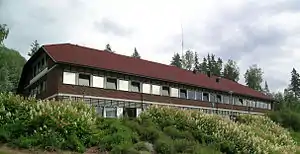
[0,0,299,92]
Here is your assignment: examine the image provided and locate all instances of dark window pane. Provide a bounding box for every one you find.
[162,86,170,96]
[106,78,117,89]
[217,95,222,103]
[180,89,187,98]
[203,93,209,101]
[131,82,140,92]
[78,74,90,86]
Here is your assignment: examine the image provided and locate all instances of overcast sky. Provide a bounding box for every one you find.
[1,0,299,93]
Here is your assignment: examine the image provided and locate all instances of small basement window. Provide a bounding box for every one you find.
[162,86,170,96]
[78,74,91,86]
[106,78,117,89]
[131,81,141,92]
[180,89,187,99]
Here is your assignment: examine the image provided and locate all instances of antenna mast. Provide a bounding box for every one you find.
[181,22,184,57]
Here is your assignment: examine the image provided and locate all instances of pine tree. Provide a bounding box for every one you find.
[170,53,182,68]
[289,68,300,98]
[223,59,239,82]
[131,47,141,58]
[28,40,40,57]
[194,52,201,72]
[200,57,208,74]
[244,64,263,91]
[216,57,223,76]
[207,54,212,73]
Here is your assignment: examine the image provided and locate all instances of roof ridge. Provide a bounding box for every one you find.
[66,43,209,75]
[43,43,273,101]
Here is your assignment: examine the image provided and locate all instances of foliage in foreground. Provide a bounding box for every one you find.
[140,106,296,154]
[0,93,97,152]
[0,93,297,154]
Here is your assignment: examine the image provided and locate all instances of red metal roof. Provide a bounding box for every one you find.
[43,43,272,101]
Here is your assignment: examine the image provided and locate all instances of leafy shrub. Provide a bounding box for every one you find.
[0,93,97,152]
[154,136,175,154]
[268,109,300,132]
[140,105,297,154]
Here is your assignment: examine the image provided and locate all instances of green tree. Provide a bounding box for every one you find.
[0,46,26,93]
[194,52,200,72]
[28,40,40,57]
[170,53,182,68]
[200,57,208,74]
[181,50,194,71]
[289,68,300,98]
[0,24,9,45]
[223,59,240,82]
[215,57,223,76]
[131,47,141,58]
[244,64,263,91]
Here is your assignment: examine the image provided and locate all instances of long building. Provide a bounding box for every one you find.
[17,43,274,118]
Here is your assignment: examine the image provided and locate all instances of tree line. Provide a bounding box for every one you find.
[1,23,300,101]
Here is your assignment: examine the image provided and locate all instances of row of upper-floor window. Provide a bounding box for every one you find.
[32,56,47,77]
[62,71,272,109]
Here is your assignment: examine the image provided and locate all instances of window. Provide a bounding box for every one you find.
[106,78,117,89]
[78,74,90,86]
[234,97,241,105]
[239,98,245,106]
[131,81,141,92]
[217,95,222,103]
[105,107,117,118]
[95,106,103,116]
[152,84,161,95]
[63,72,76,85]
[180,89,187,98]
[119,80,129,91]
[210,93,216,102]
[187,90,195,100]
[170,88,179,97]
[223,95,230,104]
[92,76,104,88]
[142,83,151,94]
[195,91,202,100]
[123,108,137,118]
[162,86,170,96]
[203,93,209,101]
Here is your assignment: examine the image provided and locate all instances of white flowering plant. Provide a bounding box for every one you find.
[139,105,297,154]
[0,93,98,152]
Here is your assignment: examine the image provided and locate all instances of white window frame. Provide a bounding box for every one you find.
[151,84,161,95]
[170,87,179,97]
[142,83,151,94]
[92,76,104,88]
[63,72,76,85]
[118,79,129,91]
